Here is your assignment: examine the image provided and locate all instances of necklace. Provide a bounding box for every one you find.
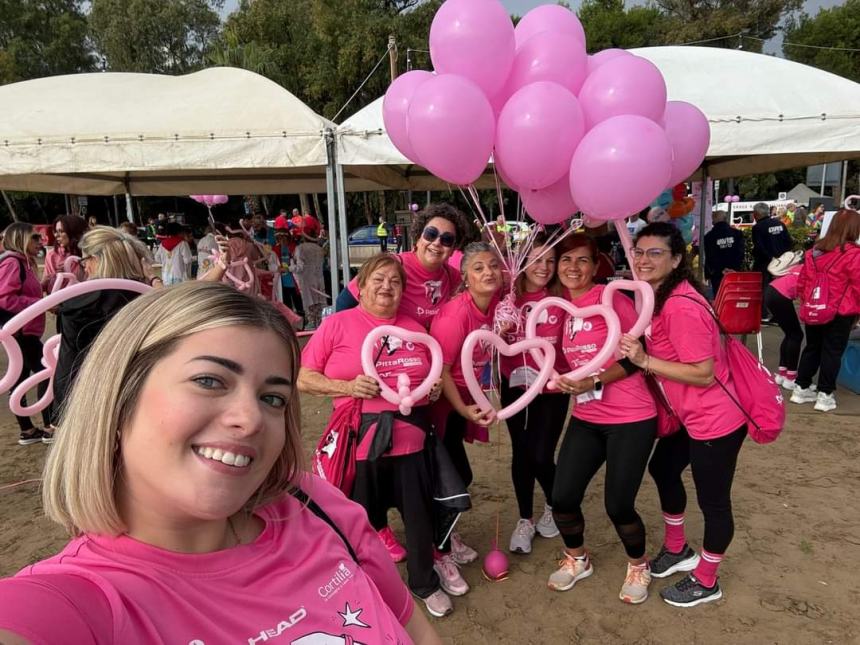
[227,516,242,547]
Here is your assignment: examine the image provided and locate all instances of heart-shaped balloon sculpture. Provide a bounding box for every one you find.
[461,331,556,421]
[224,259,255,292]
[524,297,621,390]
[601,279,655,342]
[50,272,80,294]
[361,325,443,415]
[9,334,60,416]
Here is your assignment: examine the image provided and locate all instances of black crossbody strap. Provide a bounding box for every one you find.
[290,487,359,563]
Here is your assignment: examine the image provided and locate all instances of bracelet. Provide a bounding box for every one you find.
[148,276,162,286]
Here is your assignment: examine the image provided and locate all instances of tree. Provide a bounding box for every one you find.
[89,0,223,74]
[208,27,278,78]
[0,0,93,84]
[783,0,860,83]
[654,0,801,52]
[578,0,670,52]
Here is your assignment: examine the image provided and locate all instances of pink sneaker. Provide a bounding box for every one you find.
[450,532,478,564]
[433,553,470,596]
[377,527,407,563]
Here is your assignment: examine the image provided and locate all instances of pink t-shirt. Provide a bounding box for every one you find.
[647,281,747,440]
[0,476,413,645]
[430,291,498,390]
[347,251,461,329]
[770,264,802,300]
[561,285,656,425]
[500,289,568,391]
[302,306,431,459]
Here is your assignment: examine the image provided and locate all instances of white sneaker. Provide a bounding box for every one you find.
[780,378,796,391]
[790,386,818,404]
[535,504,560,538]
[450,532,478,565]
[774,374,784,386]
[509,519,536,554]
[813,391,836,412]
[548,552,593,591]
[433,554,469,596]
[419,589,453,617]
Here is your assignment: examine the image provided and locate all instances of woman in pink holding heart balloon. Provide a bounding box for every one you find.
[429,241,502,593]
[299,254,454,619]
[547,233,657,605]
[620,222,748,608]
[499,233,570,555]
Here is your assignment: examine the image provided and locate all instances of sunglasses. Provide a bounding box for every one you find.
[421,226,456,248]
[30,234,42,242]
[632,248,671,260]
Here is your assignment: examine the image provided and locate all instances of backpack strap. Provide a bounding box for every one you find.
[290,487,359,563]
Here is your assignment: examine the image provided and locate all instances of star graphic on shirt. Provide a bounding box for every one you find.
[338,602,370,628]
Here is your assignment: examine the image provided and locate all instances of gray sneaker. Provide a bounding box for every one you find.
[419,589,453,617]
[535,504,560,538]
[650,544,700,579]
[660,573,722,607]
[509,519,536,554]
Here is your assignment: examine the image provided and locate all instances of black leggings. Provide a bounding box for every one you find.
[442,410,472,489]
[649,426,747,554]
[796,314,857,395]
[764,286,803,372]
[352,451,439,598]
[11,335,51,432]
[552,416,656,559]
[500,380,568,519]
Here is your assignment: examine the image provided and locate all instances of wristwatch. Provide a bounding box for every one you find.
[592,375,603,393]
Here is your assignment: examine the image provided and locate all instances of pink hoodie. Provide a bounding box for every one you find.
[0,252,45,336]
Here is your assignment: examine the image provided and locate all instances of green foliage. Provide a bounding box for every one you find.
[0,0,93,83]
[89,0,223,73]
[741,224,813,269]
[579,0,669,52]
[783,0,860,83]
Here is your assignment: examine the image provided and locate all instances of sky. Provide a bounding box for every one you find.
[220,0,845,57]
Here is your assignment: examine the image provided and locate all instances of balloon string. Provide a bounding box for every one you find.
[0,478,40,493]
[613,219,640,281]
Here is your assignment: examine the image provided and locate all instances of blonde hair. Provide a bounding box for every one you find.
[42,281,303,536]
[80,225,148,280]
[2,222,35,256]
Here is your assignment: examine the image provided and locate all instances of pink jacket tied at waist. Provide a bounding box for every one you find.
[0,253,44,337]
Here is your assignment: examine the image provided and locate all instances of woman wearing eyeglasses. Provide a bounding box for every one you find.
[335,203,468,330]
[546,234,657,605]
[0,223,53,445]
[42,215,87,292]
[619,222,747,608]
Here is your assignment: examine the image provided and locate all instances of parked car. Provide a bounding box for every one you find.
[347,224,397,267]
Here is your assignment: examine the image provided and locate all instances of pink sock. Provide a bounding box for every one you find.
[693,550,723,587]
[786,370,797,380]
[778,366,787,376]
[663,512,686,553]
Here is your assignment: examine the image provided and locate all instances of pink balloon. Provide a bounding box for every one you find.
[601,278,655,340]
[211,195,228,205]
[586,48,630,76]
[407,74,495,185]
[429,0,515,97]
[382,70,433,162]
[190,194,228,207]
[524,297,621,389]
[224,259,255,292]
[461,331,555,420]
[570,115,673,221]
[50,271,79,294]
[578,55,667,129]
[663,101,711,186]
[495,81,585,190]
[361,325,443,415]
[506,30,588,97]
[482,549,509,581]
[492,157,519,191]
[515,4,586,49]
[521,175,579,225]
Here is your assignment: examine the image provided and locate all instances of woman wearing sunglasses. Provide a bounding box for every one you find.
[335,203,468,330]
[0,223,53,445]
[42,214,87,292]
[620,222,747,608]
[429,241,502,596]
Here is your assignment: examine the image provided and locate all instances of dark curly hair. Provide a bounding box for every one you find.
[409,203,470,251]
[635,222,708,314]
[53,214,88,256]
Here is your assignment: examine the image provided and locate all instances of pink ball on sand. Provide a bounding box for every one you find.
[482,549,510,581]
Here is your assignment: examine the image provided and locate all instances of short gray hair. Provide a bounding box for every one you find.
[460,241,495,280]
[753,202,770,219]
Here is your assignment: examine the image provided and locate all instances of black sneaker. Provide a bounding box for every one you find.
[660,573,722,607]
[650,544,700,578]
[18,429,45,446]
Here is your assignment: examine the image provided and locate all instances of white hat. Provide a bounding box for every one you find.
[768,250,803,276]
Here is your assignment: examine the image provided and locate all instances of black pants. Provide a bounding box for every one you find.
[796,314,856,394]
[758,267,773,318]
[442,411,472,489]
[352,451,440,598]
[500,380,568,519]
[379,237,388,252]
[765,286,803,372]
[552,416,656,559]
[710,272,724,298]
[649,426,746,554]
[282,286,304,318]
[11,335,51,432]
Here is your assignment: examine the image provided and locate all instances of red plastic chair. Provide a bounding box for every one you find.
[714,272,764,361]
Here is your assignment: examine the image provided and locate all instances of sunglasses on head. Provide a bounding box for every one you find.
[421,226,456,248]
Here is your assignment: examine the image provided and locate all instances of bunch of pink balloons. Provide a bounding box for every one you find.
[382,0,711,226]
[190,195,228,207]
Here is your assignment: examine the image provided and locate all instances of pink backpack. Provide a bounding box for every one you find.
[312,399,363,495]
[676,295,786,444]
[798,251,849,325]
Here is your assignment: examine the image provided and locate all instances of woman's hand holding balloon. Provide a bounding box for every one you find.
[347,375,381,400]
[462,403,496,427]
[619,334,647,368]
[555,375,594,395]
[428,379,443,403]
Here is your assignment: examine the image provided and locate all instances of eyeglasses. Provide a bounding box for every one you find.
[421,226,456,248]
[632,248,671,260]
[30,234,42,242]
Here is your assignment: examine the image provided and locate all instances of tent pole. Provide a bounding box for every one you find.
[324,129,340,300]
[698,165,709,282]
[335,162,351,289]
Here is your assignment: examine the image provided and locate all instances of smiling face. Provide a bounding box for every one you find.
[633,235,681,287]
[359,262,403,318]
[557,246,596,296]
[522,245,556,292]
[117,326,293,525]
[464,251,502,297]
[415,216,457,270]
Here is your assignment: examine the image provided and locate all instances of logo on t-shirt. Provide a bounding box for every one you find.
[566,317,592,338]
[423,279,443,305]
[318,561,354,601]
[242,607,308,644]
